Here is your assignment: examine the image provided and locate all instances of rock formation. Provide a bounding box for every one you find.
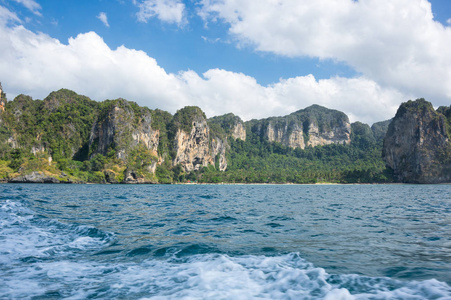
[170,106,227,172]
[251,105,351,149]
[263,119,305,148]
[0,82,5,112]
[7,87,447,184]
[383,99,451,183]
[208,113,246,141]
[8,171,76,183]
[210,137,228,171]
[172,114,214,172]
[89,99,159,160]
[232,121,246,141]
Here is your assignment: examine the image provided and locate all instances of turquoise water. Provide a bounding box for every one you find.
[1,184,450,299]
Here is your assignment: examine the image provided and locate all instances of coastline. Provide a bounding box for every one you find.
[1,179,445,185]
[2,171,449,185]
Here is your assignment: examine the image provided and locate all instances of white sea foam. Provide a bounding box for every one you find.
[6,252,443,299]
[4,244,451,299]
[132,254,451,300]
[0,200,113,262]
[1,199,451,299]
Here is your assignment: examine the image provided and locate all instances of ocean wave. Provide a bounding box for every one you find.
[2,248,450,299]
[0,200,114,263]
[1,194,451,299]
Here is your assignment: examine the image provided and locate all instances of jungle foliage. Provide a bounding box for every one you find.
[0,89,394,184]
[184,121,393,184]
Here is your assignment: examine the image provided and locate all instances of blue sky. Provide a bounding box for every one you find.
[1,0,450,124]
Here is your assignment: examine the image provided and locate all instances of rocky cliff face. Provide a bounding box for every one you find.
[171,110,213,172]
[171,107,230,172]
[253,105,351,149]
[2,87,421,184]
[383,99,451,183]
[232,121,246,141]
[264,120,305,149]
[89,99,159,160]
[210,137,228,171]
[208,113,246,141]
[305,120,351,147]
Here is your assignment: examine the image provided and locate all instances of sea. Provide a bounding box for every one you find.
[1,183,450,299]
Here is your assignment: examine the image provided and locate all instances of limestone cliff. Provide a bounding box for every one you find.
[89,99,159,160]
[0,82,6,112]
[169,106,231,173]
[88,99,160,183]
[0,86,410,184]
[232,121,246,141]
[170,107,214,172]
[382,99,451,183]
[263,119,305,149]
[250,105,351,149]
[208,113,246,141]
[305,120,351,147]
[210,135,228,171]
[207,113,251,171]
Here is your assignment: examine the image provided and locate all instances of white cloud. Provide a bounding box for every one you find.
[0,6,21,25]
[134,0,186,26]
[97,12,110,28]
[179,70,404,123]
[201,36,221,43]
[199,0,451,107]
[0,19,406,125]
[447,18,451,25]
[12,0,41,16]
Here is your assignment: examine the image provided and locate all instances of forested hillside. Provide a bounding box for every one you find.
[0,88,395,183]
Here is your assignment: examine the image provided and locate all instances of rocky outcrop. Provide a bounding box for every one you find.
[264,120,305,149]
[305,120,351,147]
[172,111,214,172]
[89,99,159,160]
[0,82,5,112]
[208,113,246,141]
[8,171,75,183]
[122,168,158,184]
[251,105,351,149]
[170,106,231,172]
[210,137,227,171]
[9,87,442,185]
[231,121,246,141]
[383,99,451,183]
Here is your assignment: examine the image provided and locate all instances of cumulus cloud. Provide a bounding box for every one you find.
[199,0,451,106]
[179,70,404,123]
[97,12,109,28]
[134,0,186,26]
[12,0,41,16]
[0,13,405,125]
[0,26,187,113]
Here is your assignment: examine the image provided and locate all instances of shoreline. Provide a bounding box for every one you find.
[1,180,448,185]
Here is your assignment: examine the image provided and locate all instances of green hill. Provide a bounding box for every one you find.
[0,88,413,184]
